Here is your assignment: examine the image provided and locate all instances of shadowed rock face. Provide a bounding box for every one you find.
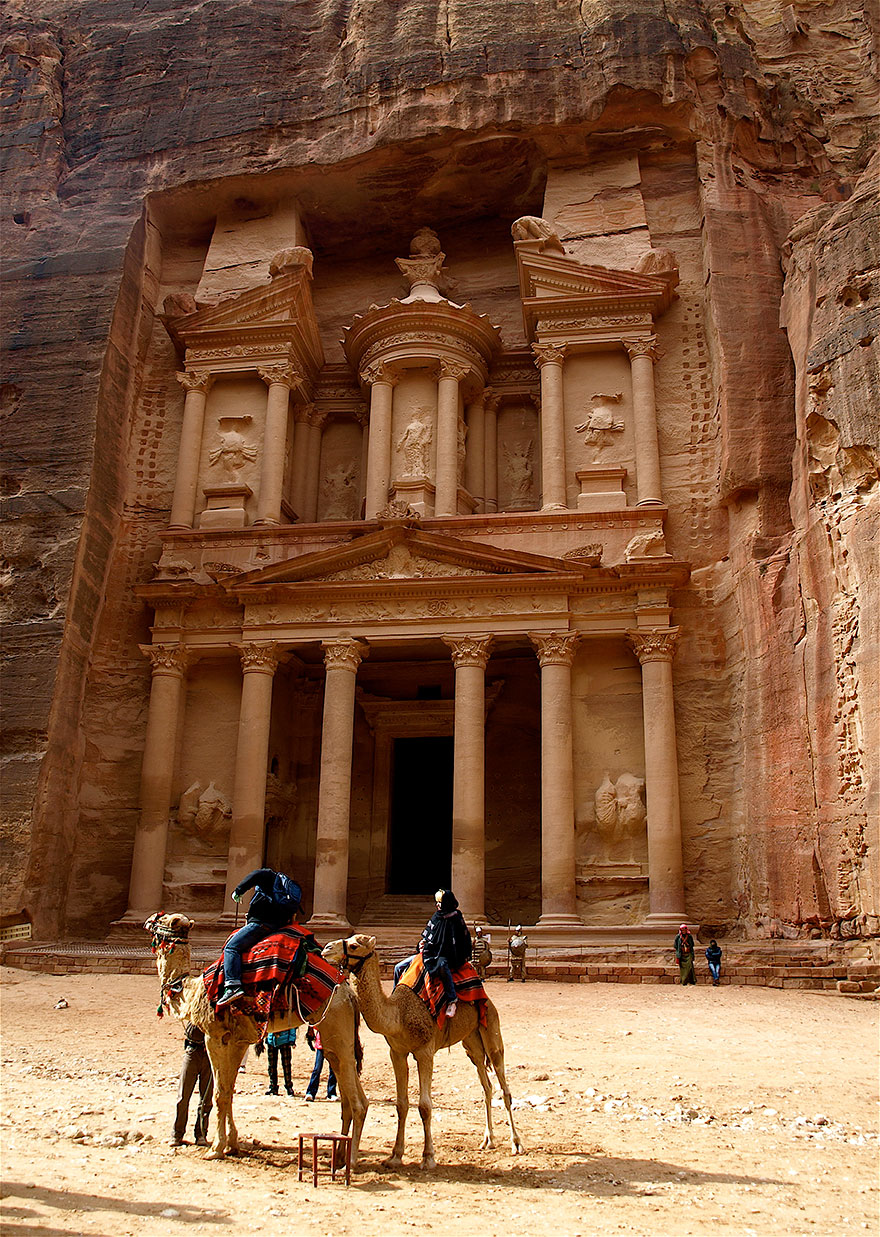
[1,1,877,942]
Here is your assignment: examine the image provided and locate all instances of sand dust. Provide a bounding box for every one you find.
[1,966,877,1236]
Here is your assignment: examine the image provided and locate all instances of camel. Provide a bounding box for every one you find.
[145,913,368,1162]
[322,934,523,1169]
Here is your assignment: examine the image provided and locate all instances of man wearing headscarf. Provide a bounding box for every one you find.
[674,923,696,985]
[420,889,472,1017]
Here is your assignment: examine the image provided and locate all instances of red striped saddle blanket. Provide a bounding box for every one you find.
[398,954,488,1028]
[202,926,343,1028]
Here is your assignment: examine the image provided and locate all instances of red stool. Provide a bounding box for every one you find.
[297,1132,352,1186]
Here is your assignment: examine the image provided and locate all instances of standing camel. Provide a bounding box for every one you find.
[145,914,368,1162]
[322,933,523,1169]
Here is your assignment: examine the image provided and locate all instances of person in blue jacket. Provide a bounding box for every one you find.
[420,889,472,1018]
[705,939,723,986]
[217,868,302,1008]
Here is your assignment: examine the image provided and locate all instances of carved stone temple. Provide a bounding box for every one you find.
[2,3,877,952]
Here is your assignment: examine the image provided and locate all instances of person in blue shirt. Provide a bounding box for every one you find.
[705,939,723,986]
[217,868,302,1008]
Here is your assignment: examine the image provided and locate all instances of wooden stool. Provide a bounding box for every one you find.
[297,1132,352,1186]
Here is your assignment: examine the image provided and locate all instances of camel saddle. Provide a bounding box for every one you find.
[202,925,342,1028]
[398,954,488,1028]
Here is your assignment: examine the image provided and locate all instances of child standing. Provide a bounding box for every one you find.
[264,1027,297,1096]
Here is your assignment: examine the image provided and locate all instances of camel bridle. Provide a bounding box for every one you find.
[340,939,374,976]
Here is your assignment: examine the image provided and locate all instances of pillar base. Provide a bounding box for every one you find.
[540,502,568,513]
[643,912,690,931]
[537,912,583,928]
[635,498,665,508]
[307,914,354,937]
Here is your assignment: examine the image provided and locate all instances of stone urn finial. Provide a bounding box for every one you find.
[396,228,447,301]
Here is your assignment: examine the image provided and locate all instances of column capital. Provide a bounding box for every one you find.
[532,342,567,367]
[623,336,663,363]
[176,370,214,394]
[140,643,190,675]
[360,362,399,388]
[258,364,301,389]
[322,638,369,672]
[443,634,494,670]
[628,627,679,663]
[306,404,327,428]
[238,642,281,674]
[438,360,470,383]
[483,387,501,414]
[294,401,315,424]
[529,631,580,666]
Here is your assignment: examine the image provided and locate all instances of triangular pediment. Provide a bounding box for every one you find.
[231,526,589,591]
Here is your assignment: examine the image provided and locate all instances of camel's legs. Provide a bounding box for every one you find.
[479,1018,524,1154]
[322,1042,367,1166]
[463,1029,497,1150]
[414,1049,437,1170]
[384,1048,411,1168]
[205,1035,249,1158]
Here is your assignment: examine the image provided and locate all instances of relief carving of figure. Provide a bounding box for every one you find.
[178,781,232,842]
[457,417,468,482]
[209,417,257,478]
[397,417,432,477]
[594,772,647,862]
[510,216,565,255]
[322,461,357,519]
[503,439,534,505]
[575,393,625,458]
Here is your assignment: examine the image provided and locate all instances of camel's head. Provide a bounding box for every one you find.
[144,912,194,954]
[322,933,377,973]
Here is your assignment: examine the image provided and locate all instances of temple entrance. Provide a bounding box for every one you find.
[388,736,453,894]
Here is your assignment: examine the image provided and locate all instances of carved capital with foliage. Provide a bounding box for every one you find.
[443,634,494,670]
[322,638,369,673]
[622,337,662,363]
[628,627,679,663]
[141,643,190,676]
[532,342,567,368]
[258,364,301,389]
[360,363,399,388]
[177,370,214,395]
[529,631,580,666]
[238,643,280,674]
[438,360,471,384]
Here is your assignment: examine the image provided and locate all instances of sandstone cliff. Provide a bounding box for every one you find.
[1,0,877,940]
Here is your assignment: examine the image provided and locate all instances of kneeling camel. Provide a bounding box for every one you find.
[323,933,523,1168]
[146,914,368,1162]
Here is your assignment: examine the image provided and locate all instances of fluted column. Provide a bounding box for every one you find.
[289,403,313,518]
[484,389,499,513]
[435,361,469,516]
[302,406,324,522]
[224,644,279,900]
[256,365,298,525]
[443,635,493,921]
[362,363,397,519]
[310,638,368,930]
[530,631,581,925]
[464,392,486,511]
[629,628,685,923]
[125,645,190,917]
[170,372,213,528]
[624,337,664,506]
[533,343,568,510]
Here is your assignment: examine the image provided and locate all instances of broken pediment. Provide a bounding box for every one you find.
[161,252,323,379]
[514,239,678,343]
[230,526,590,592]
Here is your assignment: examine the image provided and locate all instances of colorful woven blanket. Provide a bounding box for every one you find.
[398,954,488,1028]
[202,926,343,1029]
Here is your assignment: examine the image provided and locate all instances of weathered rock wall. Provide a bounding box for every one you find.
[1,0,876,938]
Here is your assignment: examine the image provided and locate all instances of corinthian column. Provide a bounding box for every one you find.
[533,343,568,510]
[310,639,368,931]
[170,371,213,528]
[289,403,313,518]
[362,364,397,519]
[443,634,493,921]
[435,361,469,516]
[623,337,664,506]
[483,389,499,513]
[302,405,325,522]
[224,644,279,901]
[629,628,685,924]
[125,645,189,918]
[464,392,486,511]
[256,365,299,525]
[530,631,581,925]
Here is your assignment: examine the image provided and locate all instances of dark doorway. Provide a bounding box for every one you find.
[388,736,453,893]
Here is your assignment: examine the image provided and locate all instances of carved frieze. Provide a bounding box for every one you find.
[315,545,485,582]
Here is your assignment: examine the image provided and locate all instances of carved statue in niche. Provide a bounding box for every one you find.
[209,416,257,478]
[321,461,357,519]
[397,415,432,477]
[178,780,232,842]
[503,439,534,507]
[576,393,625,460]
[594,772,647,862]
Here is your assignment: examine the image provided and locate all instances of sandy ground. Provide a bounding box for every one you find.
[1,965,877,1237]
